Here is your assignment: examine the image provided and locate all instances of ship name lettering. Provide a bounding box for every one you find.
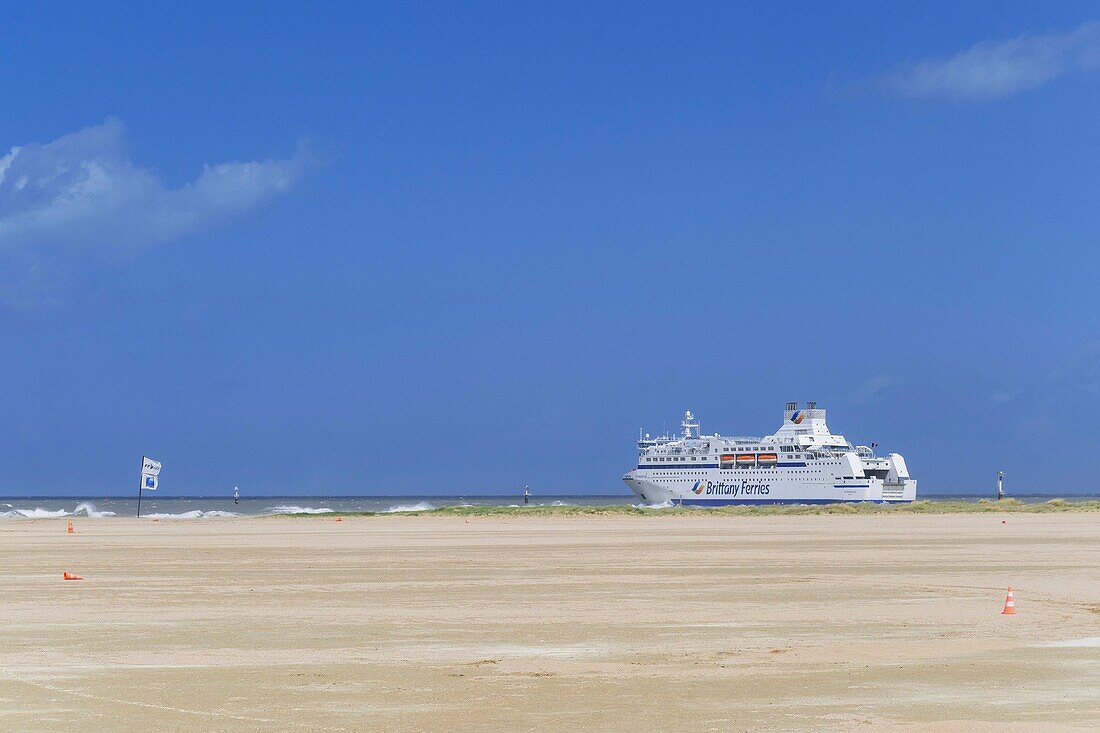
[702,480,771,497]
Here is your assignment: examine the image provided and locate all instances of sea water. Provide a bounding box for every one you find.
[1,493,1097,518]
[0,495,639,518]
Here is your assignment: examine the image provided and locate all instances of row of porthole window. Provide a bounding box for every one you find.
[644,454,795,463]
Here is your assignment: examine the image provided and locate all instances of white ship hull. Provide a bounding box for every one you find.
[624,403,917,506]
[624,469,917,506]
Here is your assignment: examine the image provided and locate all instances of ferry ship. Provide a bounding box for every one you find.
[623,402,916,505]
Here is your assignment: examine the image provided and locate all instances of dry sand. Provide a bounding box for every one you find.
[1,513,1098,732]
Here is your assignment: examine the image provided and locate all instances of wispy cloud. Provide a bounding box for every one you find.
[0,118,314,304]
[1048,340,1100,397]
[849,374,899,404]
[880,21,1100,100]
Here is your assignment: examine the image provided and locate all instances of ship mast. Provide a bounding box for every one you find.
[681,410,699,439]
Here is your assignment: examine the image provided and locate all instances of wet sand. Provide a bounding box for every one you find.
[1,514,1098,732]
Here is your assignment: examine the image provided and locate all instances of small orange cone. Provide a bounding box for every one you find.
[63,571,83,581]
[67,518,74,534]
[334,517,343,522]
[1001,586,1017,615]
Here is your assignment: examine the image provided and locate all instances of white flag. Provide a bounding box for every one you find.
[142,457,162,476]
[141,456,162,491]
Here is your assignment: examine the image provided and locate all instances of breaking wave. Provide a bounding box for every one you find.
[1,502,115,518]
[1,507,68,518]
[144,510,242,519]
[264,505,333,515]
[634,499,674,509]
[499,500,578,508]
[382,501,436,513]
[73,502,115,517]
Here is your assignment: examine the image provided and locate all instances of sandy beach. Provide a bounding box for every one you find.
[1,513,1097,732]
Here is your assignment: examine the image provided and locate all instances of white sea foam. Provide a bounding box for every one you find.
[73,502,115,517]
[1,502,115,518]
[1,507,69,518]
[383,501,436,513]
[264,505,333,515]
[634,499,674,509]
[144,509,242,519]
[509,501,576,507]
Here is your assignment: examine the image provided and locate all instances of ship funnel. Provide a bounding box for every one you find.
[784,401,826,428]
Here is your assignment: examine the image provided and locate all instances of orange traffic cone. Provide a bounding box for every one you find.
[63,571,83,581]
[1001,587,1017,615]
[67,518,74,534]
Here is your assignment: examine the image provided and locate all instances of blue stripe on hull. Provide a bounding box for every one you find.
[637,464,718,470]
[680,498,913,506]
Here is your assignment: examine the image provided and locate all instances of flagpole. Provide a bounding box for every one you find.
[137,456,143,518]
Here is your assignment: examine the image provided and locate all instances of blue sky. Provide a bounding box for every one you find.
[2,2,1099,496]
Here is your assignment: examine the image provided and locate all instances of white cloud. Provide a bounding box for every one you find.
[1048,341,1100,396]
[849,374,899,404]
[0,118,313,280]
[881,21,1100,100]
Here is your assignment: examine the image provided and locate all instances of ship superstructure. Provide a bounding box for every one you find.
[624,402,916,505]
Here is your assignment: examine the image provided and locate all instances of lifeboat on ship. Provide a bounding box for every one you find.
[736,454,756,466]
[720,454,735,467]
[757,453,778,465]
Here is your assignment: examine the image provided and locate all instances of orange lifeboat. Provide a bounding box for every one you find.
[736,454,755,465]
[758,453,778,464]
